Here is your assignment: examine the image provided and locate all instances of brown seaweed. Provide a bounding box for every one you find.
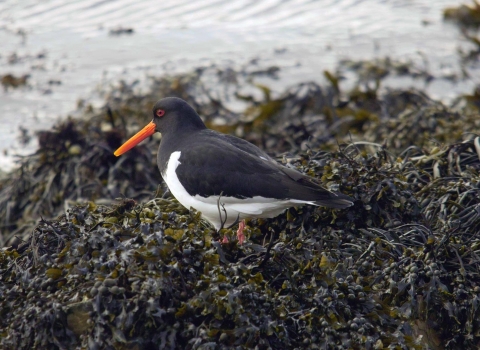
[1,64,480,349]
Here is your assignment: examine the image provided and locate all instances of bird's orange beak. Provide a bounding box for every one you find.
[114,121,156,156]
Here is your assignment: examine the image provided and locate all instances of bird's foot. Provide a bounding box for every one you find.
[237,220,246,245]
[217,220,246,245]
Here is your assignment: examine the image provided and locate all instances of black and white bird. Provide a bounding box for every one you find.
[114,97,353,243]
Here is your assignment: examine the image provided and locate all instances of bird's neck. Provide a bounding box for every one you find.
[157,128,201,174]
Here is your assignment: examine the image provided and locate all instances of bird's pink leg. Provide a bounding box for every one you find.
[237,220,246,245]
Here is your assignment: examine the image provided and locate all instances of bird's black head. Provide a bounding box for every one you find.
[152,97,206,135]
[114,97,206,157]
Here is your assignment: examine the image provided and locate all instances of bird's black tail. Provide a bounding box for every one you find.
[314,192,354,209]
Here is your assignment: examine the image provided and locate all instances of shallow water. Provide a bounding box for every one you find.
[0,0,473,170]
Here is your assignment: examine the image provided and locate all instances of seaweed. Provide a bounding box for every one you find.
[1,74,29,90]
[443,2,480,62]
[1,64,480,348]
[444,1,480,29]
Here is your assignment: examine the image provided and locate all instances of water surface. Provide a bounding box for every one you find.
[0,0,472,170]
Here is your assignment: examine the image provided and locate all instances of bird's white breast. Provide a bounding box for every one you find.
[162,151,314,230]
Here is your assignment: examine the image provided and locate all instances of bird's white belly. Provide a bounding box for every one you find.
[162,151,312,230]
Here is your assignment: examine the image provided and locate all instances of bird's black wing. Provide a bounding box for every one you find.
[174,131,353,208]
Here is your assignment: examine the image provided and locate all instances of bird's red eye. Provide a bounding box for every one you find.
[156,109,165,117]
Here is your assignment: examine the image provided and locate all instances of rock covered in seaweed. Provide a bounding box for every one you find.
[1,133,480,348]
[1,64,480,348]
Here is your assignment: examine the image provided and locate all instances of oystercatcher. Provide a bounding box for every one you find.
[114,97,353,243]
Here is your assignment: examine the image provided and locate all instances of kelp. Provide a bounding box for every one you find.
[444,1,480,29]
[1,136,480,349]
[1,73,29,90]
[1,64,480,349]
[443,1,480,62]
